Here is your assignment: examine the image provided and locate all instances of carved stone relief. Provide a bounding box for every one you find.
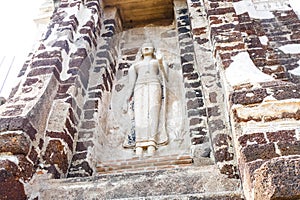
[96,26,190,162]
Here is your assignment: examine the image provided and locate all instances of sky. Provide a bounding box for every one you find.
[0,0,299,99]
[0,1,41,98]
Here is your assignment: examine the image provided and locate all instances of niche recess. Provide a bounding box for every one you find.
[103,0,174,29]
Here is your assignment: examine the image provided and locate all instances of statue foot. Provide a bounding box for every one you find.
[147,145,156,156]
[136,147,143,157]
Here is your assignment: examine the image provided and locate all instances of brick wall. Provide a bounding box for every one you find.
[0,0,299,199]
[202,0,300,199]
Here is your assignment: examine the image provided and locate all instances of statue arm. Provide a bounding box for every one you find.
[123,65,137,113]
[157,54,168,82]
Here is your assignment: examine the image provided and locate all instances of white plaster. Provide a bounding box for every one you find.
[289,0,300,18]
[274,142,282,156]
[246,92,255,97]
[279,44,300,54]
[296,128,300,140]
[246,140,258,146]
[289,60,300,75]
[0,155,19,165]
[259,36,269,45]
[189,6,207,29]
[59,50,72,81]
[0,130,23,135]
[233,0,274,19]
[263,95,277,102]
[225,52,274,86]
[234,99,300,123]
[252,0,290,11]
[242,120,300,135]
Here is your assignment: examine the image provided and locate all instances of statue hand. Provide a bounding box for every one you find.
[156,51,163,63]
[122,101,128,113]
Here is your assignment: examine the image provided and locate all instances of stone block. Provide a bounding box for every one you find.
[278,141,300,156]
[36,167,242,199]
[213,134,232,147]
[0,117,37,140]
[0,132,31,155]
[214,147,234,162]
[43,140,69,174]
[31,58,62,72]
[208,119,225,133]
[52,40,70,54]
[253,157,300,200]
[240,143,279,162]
[238,132,267,147]
[187,98,204,110]
[75,140,94,151]
[46,131,74,151]
[0,176,26,200]
[220,164,239,179]
[266,130,296,143]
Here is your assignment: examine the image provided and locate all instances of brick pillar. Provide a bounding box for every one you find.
[186,0,240,178]
[173,1,213,165]
[68,6,121,178]
[0,0,103,198]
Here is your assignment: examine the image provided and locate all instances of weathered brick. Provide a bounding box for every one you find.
[0,117,37,140]
[182,63,194,73]
[190,127,208,135]
[207,106,220,117]
[52,40,70,53]
[208,119,225,133]
[70,161,93,175]
[191,136,208,145]
[65,118,77,138]
[214,147,234,162]
[207,93,218,104]
[31,58,62,72]
[0,132,31,155]
[71,48,88,58]
[241,143,279,162]
[238,133,267,147]
[83,100,98,109]
[181,53,194,63]
[183,72,199,80]
[43,140,69,173]
[189,118,202,126]
[76,140,94,151]
[231,88,268,105]
[213,134,232,147]
[72,152,88,161]
[266,130,296,143]
[84,110,95,120]
[278,141,300,156]
[187,98,204,109]
[0,177,26,199]
[253,157,300,200]
[220,164,239,179]
[27,66,60,80]
[207,7,235,16]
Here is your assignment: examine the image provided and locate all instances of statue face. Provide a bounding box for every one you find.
[141,43,154,56]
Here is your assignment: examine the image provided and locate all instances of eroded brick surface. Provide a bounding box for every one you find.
[1,0,299,199]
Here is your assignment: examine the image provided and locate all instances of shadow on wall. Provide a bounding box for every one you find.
[0,97,6,105]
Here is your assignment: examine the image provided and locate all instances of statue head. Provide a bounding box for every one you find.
[141,42,155,56]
